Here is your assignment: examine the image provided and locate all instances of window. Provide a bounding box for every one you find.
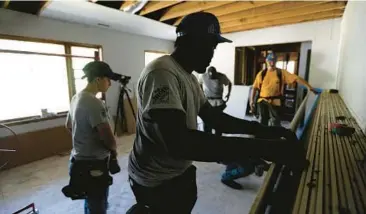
[144,51,167,66]
[0,36,101,121]
[276,61,295,74]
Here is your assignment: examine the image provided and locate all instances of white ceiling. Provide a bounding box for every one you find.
[41,0,177,41]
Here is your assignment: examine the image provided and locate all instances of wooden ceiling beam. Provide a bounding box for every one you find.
[139,1,183,16]
[37,0,51,15]
[206,1,278,17]
[222,9,344,34]
[219,1,325,23]
[159,1,232,21]
[2,0,10,8]
[173,0,277,26]
[221,2,345,29]
[120,1,137,10]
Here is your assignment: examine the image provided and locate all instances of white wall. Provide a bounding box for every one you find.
[0,9,174,134]
[212,18,342,89]
[337,1,366,132]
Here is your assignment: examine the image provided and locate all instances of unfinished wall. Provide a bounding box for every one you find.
[0,9,174,133]
[211,18,341,119]
[337,1,366,132]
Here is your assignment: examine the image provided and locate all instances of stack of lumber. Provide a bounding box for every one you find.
[293,92,366,214]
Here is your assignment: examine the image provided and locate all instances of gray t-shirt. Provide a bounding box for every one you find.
[66,91,111,160]
[128,55,206,187]
[199,72,230,99]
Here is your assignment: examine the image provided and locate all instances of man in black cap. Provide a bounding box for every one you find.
[127,12,307,214]
[65,61,121,214]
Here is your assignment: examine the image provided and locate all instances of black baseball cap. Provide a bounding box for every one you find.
[81,61,121,81]
[176,12,232,43]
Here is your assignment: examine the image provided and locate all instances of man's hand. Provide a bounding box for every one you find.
[310,87,319,94]
[249,102,255,113]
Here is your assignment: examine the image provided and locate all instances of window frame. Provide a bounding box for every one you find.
[0,34,103,124]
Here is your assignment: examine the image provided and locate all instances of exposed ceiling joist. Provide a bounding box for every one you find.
[219,1,324,23]
[222,9,344,34]
[205,1,278,18]
[120,1,137,10]
[139,1,182,16]
[2,0,10,8]
[174,0,277,26]
[221,1,345,29]
[37,0,50,15]
[159,1,232,21]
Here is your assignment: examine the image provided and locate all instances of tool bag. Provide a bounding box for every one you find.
[62,158,113,200]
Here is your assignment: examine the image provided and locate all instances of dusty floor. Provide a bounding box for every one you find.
[0,134,264,214]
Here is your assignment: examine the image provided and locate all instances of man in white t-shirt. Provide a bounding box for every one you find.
[127,12,308,214]
[199,66,232,135]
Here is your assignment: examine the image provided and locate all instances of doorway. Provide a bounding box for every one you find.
[234,42,311,121]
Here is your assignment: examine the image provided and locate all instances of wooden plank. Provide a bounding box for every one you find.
[293,93,322,214]
[249,164,277,214]
[333,95,366,213]
[159,1,232,21]
[222,10,344,34]
[314,95,326,214]
[173,1,277,26]
[219,1,320,23]
[333,94,365,213]
[329,94,356,213]
[207,1,278,17]
[139,1,182,15]
[221,2,345,31]
[0,49,95,59]
[65,46,76,102]
[220,1,328,29]
[297,93,323,214]
[0,33,102,49]
[323,108,331,214]
[120,1,137,10]
[325,93,340,214]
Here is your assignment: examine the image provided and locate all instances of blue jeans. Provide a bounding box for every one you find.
[84,187,109,214]
[69,160,109,214]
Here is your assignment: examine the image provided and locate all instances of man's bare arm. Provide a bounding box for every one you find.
[65,114,72,133]
[296,76,317,93]
[250,87,259,112]
[96,123,117,155]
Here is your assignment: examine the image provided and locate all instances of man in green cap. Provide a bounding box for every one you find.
[64,61,121,214]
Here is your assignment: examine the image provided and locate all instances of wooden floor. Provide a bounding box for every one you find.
[293,92,366,214]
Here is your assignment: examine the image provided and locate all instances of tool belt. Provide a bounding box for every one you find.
[62,157,113,200]
[259,95,284,100]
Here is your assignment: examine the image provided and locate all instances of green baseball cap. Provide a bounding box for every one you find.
[81,61,121,81]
